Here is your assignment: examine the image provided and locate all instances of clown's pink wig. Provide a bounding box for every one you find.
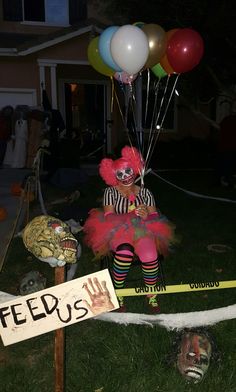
[99,146,144,186]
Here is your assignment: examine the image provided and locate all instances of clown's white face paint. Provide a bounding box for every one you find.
[116,167,135,186]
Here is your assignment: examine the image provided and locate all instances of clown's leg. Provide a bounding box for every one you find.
[135,237,160,313]
[142,260,160,312]
[112,243,134,310]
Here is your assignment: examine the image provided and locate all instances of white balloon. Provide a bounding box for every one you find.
[111,25,149,75]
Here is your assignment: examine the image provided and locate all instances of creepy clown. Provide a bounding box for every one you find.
[83,146,175,312]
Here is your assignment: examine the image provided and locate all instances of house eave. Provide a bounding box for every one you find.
[0,48,18,56]
[6,24,102,57]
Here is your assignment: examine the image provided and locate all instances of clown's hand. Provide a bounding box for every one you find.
[135,204,148,220]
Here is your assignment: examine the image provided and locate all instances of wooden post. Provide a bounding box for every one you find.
[54,266,65,392]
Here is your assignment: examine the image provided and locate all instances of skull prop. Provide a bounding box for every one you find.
[23,215,78,267]
[176,331,212,383]
[19,270,46,295]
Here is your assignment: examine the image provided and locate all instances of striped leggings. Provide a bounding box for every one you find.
[112,241,159,289]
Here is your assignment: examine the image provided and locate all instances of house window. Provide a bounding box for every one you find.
[24,0,45,22]
[3,0,45,22]
[3,0,87,24]
[3,0,23,21]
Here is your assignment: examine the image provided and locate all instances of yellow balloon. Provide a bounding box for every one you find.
[87,37,115,77]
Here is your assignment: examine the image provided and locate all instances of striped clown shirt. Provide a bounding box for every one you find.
[103,186,156,214]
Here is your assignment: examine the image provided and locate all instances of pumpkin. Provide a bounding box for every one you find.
[0,207,7,221]
[10,182,22,196]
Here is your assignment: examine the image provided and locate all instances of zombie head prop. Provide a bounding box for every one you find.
[99,146,144,186]
[23,215,78,267]
[176,331,212,383]
[19,271,46,295]
[166,328,220,384]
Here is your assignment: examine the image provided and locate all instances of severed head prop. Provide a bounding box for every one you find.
[23,215,78,267]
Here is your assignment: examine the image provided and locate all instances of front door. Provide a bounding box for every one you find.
[64,81,109,163]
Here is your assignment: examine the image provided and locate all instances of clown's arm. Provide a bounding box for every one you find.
[103,187,115,216]
[104,204,115,216]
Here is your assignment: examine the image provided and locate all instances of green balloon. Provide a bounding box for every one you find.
[87,37,115,77]
[133,21,145,29]
[151,63,167,79]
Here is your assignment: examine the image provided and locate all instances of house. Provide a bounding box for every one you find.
[0,0,122,160]
[0,0,220,165]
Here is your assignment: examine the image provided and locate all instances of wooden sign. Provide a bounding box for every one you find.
[0,269,119,346]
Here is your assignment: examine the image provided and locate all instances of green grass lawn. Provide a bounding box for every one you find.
[0,170,236,392]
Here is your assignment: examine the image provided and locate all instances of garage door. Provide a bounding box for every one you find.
[0,88,37,109]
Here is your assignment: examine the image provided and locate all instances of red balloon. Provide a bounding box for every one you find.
[166,28,204,73]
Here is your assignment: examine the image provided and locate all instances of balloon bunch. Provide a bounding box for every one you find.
[87,23,204,82]
[87,23,205,178]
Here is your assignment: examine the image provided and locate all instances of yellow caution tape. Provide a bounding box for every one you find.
[115,280,236,297]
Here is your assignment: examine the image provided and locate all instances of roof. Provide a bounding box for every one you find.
[0,32,36,48]
[0,18,105,56]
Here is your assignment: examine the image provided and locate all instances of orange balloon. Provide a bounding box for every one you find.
[160,29,179,74]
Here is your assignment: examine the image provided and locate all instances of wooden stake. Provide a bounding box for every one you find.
[54,266,65,392]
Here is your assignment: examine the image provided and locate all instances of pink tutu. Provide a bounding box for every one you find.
[83,209,175,257]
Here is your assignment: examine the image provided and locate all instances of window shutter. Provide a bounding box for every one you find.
[69,0,87,24]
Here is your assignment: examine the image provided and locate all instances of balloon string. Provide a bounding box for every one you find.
[149,80,160,132]
[125,92,141,180]
[155,74,170,128]
[114,80,144,184]
[124,84,130,127]
[129,86,143,154]
[145,77,166,168]
[145,74,180,171]
[145,79,161,163]
[144,69,150,128]
[146,90,171,169]
[117,74,145,158]
[159,73,179,128]
[113,73,179,184]
[145,75,171,169]
[114,87,135,151]
[130,144,144,186]
[110,76,114,113]
[149,75,180,165]
[136,73,145,154]
[114,88,126,126]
